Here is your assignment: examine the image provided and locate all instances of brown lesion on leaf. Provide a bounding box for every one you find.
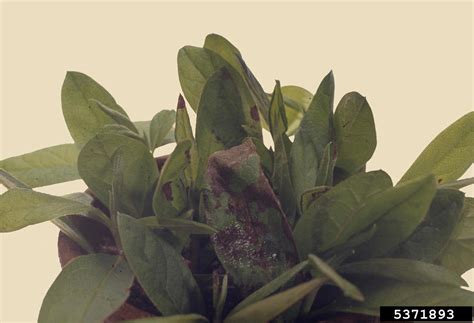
[177,94,186,110]
[250,105,260,122]
[162,181,173,201]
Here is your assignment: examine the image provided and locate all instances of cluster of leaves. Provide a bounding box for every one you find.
[1,34,474,323]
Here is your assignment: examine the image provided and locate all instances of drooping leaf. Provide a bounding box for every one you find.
[328,278,474,317]
[224,278,326,323]
[308,254,364,301]
[61,71,128,146]
[78,133,158,217]
[0,144,79,188]
[117,213,205,315]
[280,85,313,135]
[437,197,474,275]
[400,112,474,184]
[338,258,466,287]
[90,99,139,133]
[353,174,437,259]
[290,72,335,205]
[153,140,192,218]
[294,170,392,256]
[194,67,250,187]
[123,314,209,323]
[393,189,465,262]
[0,188,106,232]
[334,92,376,174]
[38,254,134,323]
[230,260,309,315]
[201,140,298,290]
[268,81,297,225]
[150,110,176,152]
[140,216,217,235]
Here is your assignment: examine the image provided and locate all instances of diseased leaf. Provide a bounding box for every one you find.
[300,186,331,214]
[400,112,474,184]
[153,140,192,218]
[334,92,376,174]
[393,189,465,262]
[354,175,437,259]
[0,144,79,188]
[194,68,250,188]
[338,258,466,287]
[230,260,309,315]
[329,278,474,317]
[78,133,158,217]
[201,140,298,290]
[437,197,474,275]
[61,71,128,145]
[123,314,209,323]
[150,110,176,152]
[117,213,205,315]
[280,85,313,135]
[0,188,106,232]
[294,171,392,256]
[38,254,134,323]
[224,278,326,323]
[268,81,297,225]
[308,254,364,301]
[140,216,217,235]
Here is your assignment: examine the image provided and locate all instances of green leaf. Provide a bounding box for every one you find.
[268,81,297,224]
[224,278,326,323]
[213,274,228,323]
[338,258,466,287]
[38,254,134,323]
[153,140,192,218]
[439,177,474,189]
[329,278,474,316]
[123,314,209,323]
[230,260,309,315]
[61,71,128,145]
[308,254,364,301]
[334,92,376,174]
[294,170,392,256]
[280,85,313,135]
[201,140,298,289]
[393,189,465,262]
[300,186,330,214]
[354,174,437,259]
[140,216,217,235]
[315,142,337,187]
[117,213,205,315]
[0,144,79,188]
[90,99,139,133]
[194,68,250,188]
[0,188,106,232]
[78,133,158,217]
[134,120,175,149]
[400,112,474,184]
[290,72,335,204]
[150,110,176,152]
[204,34,270,125]
[437,197,474,275]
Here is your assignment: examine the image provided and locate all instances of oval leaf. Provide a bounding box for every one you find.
[150,110,176,152]
[38,254,134,323]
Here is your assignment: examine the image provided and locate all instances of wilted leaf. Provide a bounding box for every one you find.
[78,133,158,217]
[334,92,376,174]
[308,254,363,301]
[61,71,128,145]
[153,140,192,218]
[437,197,474,275]
[0,144,79,188]
[0,188,106,232]
[117,213,205,315]
[338,258,466,287]
[201,140,298,289]
[393,189,465,262]
[354,175,437,259]
[224,278,326,323]
[150,110,176,152]
[294,171,392,256]
[38,254,134,323]
[400,112,474,184]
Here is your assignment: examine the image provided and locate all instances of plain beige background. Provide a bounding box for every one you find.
[1,1,473,322]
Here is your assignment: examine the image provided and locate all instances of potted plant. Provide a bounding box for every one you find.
[1,34,473,323]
